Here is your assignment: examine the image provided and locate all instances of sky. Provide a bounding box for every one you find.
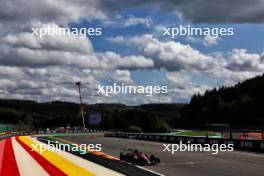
[0,0,264,105]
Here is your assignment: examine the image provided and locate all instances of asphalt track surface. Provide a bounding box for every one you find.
[58,134,264,176]
[38,137,159,176]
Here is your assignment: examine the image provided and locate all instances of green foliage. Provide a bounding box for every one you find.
[128,126,143,133]
[0,100,173,133]
[183,73,264,126]
[16,120,33,131]
[109,128,120,132]
[154,121,169,133]
[0,100,81,130]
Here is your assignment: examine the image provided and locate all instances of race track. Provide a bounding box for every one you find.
[58,133,264,176]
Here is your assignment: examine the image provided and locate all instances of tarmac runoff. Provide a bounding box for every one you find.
[58,133,264,176]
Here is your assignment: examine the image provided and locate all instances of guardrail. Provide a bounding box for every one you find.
[0,132,34,140]
[0,130,107,140]
[104,132,264,153]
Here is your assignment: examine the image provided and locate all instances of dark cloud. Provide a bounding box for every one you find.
[0,0,264,105]
[100,0,264,23]
[1,0,264,24]
[141,0,264,23]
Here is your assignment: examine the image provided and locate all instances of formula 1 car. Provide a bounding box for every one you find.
[119,149,160,165]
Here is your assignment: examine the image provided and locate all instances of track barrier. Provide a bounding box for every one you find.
[104,132,264,153]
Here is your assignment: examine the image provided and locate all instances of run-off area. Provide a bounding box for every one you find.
[58,133,264,176]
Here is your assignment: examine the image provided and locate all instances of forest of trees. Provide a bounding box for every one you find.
[182,73,264,127]
[1,73,264,132]
[0,101,170,132]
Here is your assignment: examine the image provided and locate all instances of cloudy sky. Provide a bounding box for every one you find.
[0,0,264,105]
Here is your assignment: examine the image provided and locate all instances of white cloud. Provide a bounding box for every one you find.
[0,0,107,25]
[122,34,264,102]
[102,14,152,28]
[0,21,154,104]
[185,36,202,44]
[184,35,221,47]
[0,24,153,70]
[106,36,125,44]
[110,70,134,84]
[123,15,152,28]
[128,34,218,72]
[203,35,221,47]
[227,49,264,71]
[166,71,210,102]
[0,0,264,105]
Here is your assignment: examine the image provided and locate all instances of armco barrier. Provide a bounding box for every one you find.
[0,132,34,140]
[104,132,264,153]
[0,130,107,140]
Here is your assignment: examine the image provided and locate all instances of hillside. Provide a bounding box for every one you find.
[1,73,263,131]
[0,100,183,132]
[182,73,264,126]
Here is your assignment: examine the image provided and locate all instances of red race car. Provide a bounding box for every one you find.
[120,149,160,166]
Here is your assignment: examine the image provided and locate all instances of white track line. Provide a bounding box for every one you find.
[135,165,165,176]
[159,161,229,166]
[54,136,164,175]
[12,137,49,176]
[233,151,264,157]
[31,137,124,176]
